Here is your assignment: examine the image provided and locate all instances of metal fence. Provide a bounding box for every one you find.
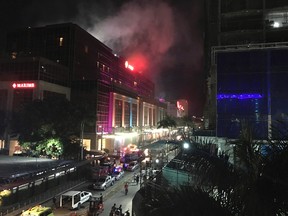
[0,179,86,216]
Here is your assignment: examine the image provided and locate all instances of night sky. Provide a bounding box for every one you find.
[0,0,205,116]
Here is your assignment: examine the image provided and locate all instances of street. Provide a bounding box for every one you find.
[6,140,178,216]
[44,170,140,216]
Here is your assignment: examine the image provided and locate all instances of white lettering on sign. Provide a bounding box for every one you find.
[125,61,134,71]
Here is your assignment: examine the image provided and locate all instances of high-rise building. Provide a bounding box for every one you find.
[0,23,166,154]
[204,0,288,138]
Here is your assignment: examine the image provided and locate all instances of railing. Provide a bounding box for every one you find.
[0,179,86,216]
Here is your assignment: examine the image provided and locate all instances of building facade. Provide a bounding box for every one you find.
[214,44,288,139]
[204,0,288,138]
[1,23,166,154]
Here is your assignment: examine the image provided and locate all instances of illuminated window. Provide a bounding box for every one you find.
[100,64,104,71]
[125,61,134,71]
[59,37,64,47]
[124,102,130,126]
[266,10,288,29]
[115,99,123,127]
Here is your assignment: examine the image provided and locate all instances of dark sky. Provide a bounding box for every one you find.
[0,0,205,116]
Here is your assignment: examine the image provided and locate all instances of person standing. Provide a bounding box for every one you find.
[136,175,140,185]
[124,182,128,195]
[118,205,122,215]
[52,196,57,208]
[110,203,116,216]
[99,193,103,204]
[98,193,104,210]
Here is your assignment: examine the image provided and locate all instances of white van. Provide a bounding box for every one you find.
[60,190,92,210]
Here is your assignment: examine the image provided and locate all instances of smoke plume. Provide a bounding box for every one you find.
[88,0,175,75]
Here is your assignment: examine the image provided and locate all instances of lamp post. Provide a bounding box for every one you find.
[183,142,189,150]
[80,122,84,160]
[182,142,190,158]
[99,125,104,150]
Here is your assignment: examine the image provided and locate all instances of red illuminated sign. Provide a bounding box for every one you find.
[125,61,134,71]
[177,101,184,111]
[12,82,35,89]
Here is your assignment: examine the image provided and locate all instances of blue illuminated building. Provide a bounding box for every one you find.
[215,45,288,139]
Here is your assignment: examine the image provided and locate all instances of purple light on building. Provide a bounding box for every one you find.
[217,93,263,100]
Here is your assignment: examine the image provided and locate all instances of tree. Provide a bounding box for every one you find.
[189,121,288,215]
[157,115,177,129]
[143,120,288,215]
[157,115,177,139]
[10,97,96,159]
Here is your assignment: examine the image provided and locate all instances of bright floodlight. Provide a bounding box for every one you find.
[155,159,159,163]
[183,142,189,149]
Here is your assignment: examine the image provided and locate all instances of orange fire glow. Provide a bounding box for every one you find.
[127,53,148,72]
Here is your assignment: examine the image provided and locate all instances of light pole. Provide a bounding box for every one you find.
[80,122,84,160]
[182,142,190,158]
[99,125,104,150]
[183,142,189,150]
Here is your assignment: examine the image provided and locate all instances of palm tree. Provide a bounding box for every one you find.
[157,115,177,139]
[141,120,288,215]
[148,186,232,216]
[189,121,288,215]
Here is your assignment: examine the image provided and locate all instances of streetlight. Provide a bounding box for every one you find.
[98,125,104,150]
[182,142,190,158]
[183,142,189,150]
[80,122,84,160]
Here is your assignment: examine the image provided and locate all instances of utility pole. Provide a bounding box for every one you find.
[80,122,84,160]
[99,125,103,150]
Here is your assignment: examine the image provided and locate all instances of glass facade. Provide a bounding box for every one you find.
[132,103,137,127]
[124,101,130,127]
[0,58,69,86]
[0,90,8,111]
[216,48,288,139]
[12,89,33,112]
[115,99,123,127]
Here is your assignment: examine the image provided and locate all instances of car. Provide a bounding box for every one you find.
[60,190,92,210]
[93,175,115,190]
[126,161,139,171]
[111,166,125,180]
[21,205,54,216]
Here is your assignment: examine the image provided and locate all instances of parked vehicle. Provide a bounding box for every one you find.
[120,151,145,164]
[21,205,54,216]
[91,166,110,180]
[111,166,125,180]
[60,190,92,210]
[126,161,139,171]
[93,175,115,190]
